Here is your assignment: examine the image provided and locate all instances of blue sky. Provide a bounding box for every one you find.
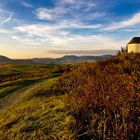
[0,0,140,58]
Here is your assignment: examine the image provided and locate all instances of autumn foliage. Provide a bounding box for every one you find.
[55,53,140,139]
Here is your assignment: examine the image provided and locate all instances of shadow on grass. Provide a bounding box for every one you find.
[0,79,41,99]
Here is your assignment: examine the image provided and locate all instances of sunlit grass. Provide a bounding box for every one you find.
[0,78,74,139]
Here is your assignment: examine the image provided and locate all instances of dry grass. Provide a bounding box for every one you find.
[55,53,140,139]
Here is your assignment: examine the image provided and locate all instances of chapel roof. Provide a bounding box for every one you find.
[128,37,140,44]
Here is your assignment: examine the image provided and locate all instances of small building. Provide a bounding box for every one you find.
[127,37,140,53]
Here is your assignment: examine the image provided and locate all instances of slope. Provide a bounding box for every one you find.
[0,77,73,139]
[0,53,139,140]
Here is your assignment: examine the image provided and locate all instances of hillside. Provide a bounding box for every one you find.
[0,53,139,140]
[0,55,12,62]
[0,55,113,63]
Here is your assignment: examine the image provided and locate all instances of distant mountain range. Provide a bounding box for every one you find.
[0,55,113,63]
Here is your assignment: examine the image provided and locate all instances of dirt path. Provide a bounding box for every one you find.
[0,74,59,112]
[0,81,42,112]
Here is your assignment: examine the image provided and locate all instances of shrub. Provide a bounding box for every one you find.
[55,53,140,139]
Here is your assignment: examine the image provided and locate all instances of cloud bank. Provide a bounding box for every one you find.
[48,50,118,55]
[106,12,140,30]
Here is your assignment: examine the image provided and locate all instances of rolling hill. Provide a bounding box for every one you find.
[0,55,12,62]
[0,55,113,63]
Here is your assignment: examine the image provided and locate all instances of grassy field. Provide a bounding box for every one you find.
[0,63,76,139]
[0,53,139,140]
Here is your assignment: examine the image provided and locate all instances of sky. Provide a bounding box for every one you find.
[0,0,140,58]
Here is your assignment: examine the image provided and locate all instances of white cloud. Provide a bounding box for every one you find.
[36,7,68,20]
[11,35,42,46]
[106,12,140,30]
[58,20,102,29]
[11,35,20,40]
[35,0,98,22]
[63,0,75,4]
[13,24,69,46]
[22,2,33,8]
[36,8,53,20]
[65,35,120,50]
[13,23,122,50]
[0,9,13,25]
[0,28,10,34]
[61,0,96,9]
[14,24,53,37]
[35,6,103,29]
[0,12,13,25]
[84,2,96,11]
[14,21,102,38]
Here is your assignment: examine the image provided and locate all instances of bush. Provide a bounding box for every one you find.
[55,53,140,140]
